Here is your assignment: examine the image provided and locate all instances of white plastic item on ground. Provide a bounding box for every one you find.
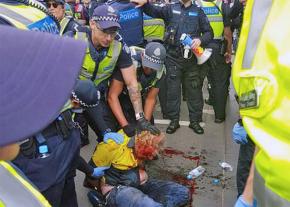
[187,166,206,180]
[219,162,233,171]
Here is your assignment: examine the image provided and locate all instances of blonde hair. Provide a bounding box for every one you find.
[134,131,166,160]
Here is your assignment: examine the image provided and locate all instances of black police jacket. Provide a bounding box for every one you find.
[143,2,213,48]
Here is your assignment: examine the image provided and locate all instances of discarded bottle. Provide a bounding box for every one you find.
[38,145,50,158]
[219,161,233,171]
[187,166,205,180]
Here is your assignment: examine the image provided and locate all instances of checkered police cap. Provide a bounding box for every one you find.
[91,4,120,29]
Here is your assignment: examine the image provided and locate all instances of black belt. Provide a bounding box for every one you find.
[42,110,73,139]
[20,110,73,159]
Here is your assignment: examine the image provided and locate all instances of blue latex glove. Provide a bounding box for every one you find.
[103,132,124,144]
[232,122,248,144]
[234,196,257,207]
[91,166,110,177]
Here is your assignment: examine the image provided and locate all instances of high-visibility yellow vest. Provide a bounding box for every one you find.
[0,1,59,33]
[196,0,224,39]
[59,16,71,35]
[75,32,122,86]
[232,0,290,205]
[0,161,51,207]
[143,17,165,42]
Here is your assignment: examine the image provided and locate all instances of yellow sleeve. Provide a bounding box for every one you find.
[91,141,119,167]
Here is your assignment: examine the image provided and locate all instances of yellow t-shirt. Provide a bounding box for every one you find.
[92,131,138,170]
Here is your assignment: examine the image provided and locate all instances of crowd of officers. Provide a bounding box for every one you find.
[0,0,247,206]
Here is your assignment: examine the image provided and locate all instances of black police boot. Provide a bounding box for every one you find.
[189,122,204,134]
[166,120,180,134]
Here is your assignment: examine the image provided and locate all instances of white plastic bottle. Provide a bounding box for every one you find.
[187,166,205,180]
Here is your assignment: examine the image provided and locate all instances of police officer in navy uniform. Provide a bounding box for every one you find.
[131,0,213,134]
[194,0,235,124]
[89,0,145,47]
[107,0,144,47]
[45,0,82,35]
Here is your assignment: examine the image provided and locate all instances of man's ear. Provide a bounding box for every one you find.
[89,20,96,29]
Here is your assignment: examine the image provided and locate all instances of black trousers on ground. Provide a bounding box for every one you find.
[165,52,204,122]
[236,137,255,196]
[203,41,231,120]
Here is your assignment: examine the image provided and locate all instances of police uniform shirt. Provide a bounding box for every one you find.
[142,1,213,47]
[111,52,165,93]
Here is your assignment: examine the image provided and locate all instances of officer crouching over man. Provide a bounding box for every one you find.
[108,42,167,137]
[131,0,214,135]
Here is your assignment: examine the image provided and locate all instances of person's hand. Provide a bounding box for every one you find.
[224,52,232,64]
[103,132,124,144]
[234,195,257,207]
[130,0,147,8]
[123,124,136,137]
[91,166,110,177]
[137,117,160,135]
[232,122,248,144]
[191,38,201,50]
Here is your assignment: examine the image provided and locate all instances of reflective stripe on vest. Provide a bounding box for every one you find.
[0,161,51,207]
[233,0,290,204]
[75,32,122,86]
[197,0,224,39]
[60,16,71,35]
[143,18,165,41]
[254,167,290,207]
[0,3,59,33]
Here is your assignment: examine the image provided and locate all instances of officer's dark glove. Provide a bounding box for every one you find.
[137,117,160,135]
[123,124,136,137]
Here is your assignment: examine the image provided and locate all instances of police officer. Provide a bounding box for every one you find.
[0,26,86,207]
[131,0,213,134]
[75,4,160,136]
[45,0,82,35]
[108,42,166,137]
[233,0,290,206]
[195,0,233,123]
[107,0,145,47]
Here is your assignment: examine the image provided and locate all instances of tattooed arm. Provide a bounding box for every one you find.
[120,65,160,135]
[120,65,143,115]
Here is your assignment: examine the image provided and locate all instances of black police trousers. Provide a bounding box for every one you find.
[165,53,204,122]
[203,41,231,120]
[236,137,255,196]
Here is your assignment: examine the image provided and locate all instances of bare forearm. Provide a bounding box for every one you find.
[127,85,143,115]
[121,66,144,116]
[144,97,156,121]
[108,95,128,127]
[224,27,233,54]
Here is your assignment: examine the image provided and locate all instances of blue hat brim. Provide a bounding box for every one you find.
[98,21,120,30]
[0,26,86,147]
